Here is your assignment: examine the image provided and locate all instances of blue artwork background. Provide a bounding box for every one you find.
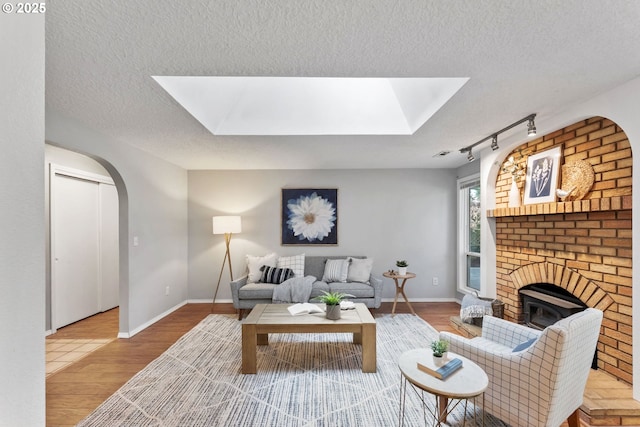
[281,188,338,245]
[528,157,553,198]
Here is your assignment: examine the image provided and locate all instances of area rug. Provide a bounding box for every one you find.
[77,314,509,426]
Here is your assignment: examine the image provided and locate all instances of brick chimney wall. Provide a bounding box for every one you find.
[491,117,633,384]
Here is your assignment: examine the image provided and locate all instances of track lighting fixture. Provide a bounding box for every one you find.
[459,114,537,159]
[527,116,537,136]
[491,135,499,151]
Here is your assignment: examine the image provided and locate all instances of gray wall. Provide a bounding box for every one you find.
[456,158,480,179]
[45,111,189,335]
[0,13,46,426]
[188,169,459,302]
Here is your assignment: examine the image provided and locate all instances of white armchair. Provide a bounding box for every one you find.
[440,308,603,427]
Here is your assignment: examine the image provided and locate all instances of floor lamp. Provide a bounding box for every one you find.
[212,215,242,311]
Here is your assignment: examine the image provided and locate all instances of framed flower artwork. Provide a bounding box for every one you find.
[281,188,338,245]
[523,146,562,204]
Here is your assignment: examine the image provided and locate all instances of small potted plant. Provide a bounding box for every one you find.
[431,339,449,365]
[313,291,354,320]
[396,260,408,276]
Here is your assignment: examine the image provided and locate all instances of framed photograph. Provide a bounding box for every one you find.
[524,146,562,204]
[281,188,338,245]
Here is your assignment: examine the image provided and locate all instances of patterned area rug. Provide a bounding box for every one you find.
[77,313,509,426]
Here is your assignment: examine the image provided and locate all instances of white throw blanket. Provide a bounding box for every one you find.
[272,275,316,303]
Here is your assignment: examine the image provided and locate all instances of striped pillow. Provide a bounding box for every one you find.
[259,265,294,284]
[322,259,349,283]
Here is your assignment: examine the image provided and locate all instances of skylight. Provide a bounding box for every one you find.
[153,76,468,136]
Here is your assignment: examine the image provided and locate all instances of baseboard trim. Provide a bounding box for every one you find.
[118,300,188,339]
[191,298,458,304]
[381,297,459,303]
[116,297,459,337]
[187,298,233,304]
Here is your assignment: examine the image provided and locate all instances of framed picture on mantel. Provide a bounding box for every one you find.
[281,188,338,245]
[524,146,562,205]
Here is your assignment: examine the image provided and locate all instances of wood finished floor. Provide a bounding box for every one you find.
[45,302,585,427]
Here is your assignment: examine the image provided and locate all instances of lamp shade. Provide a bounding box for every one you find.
[212,215,242,234]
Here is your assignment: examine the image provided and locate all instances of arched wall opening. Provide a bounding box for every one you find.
[480,115,633,388]
[45,142,129,335]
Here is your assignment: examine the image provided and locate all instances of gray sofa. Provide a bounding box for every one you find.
[230,255,382,319]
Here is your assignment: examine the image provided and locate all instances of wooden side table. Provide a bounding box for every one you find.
[383,271,417,317]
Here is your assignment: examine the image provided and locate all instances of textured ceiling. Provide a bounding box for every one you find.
[45,0,640,170]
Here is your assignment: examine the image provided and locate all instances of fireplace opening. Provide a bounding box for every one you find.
[519,283,597,369]
[520,283,586,329]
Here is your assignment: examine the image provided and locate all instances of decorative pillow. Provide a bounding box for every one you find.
[246,253,278,283]
[322,259,349,283]
[460,294,493,324]
[259,265,294,284]
[512,337,537,352]
[347,257,373,283]
[277,254,305,278]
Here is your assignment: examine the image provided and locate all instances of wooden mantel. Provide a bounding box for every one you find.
[487,195,632,218]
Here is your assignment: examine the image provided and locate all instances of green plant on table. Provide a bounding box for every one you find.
[431,339,449,357]
[312,291,354,306]
[396,260,408,268]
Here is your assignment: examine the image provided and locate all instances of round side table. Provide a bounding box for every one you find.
[398,348,488,427]
[383,271,417,316]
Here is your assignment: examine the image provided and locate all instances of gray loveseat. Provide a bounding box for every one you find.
[230,255,382,319]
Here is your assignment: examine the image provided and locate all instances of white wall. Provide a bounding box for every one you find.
[188,169,459,302]
[0,13,45,426]
[45,111,189,335]
[478,75,640,399]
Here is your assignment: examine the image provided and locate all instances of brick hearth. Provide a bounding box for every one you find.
[490,116,633,385]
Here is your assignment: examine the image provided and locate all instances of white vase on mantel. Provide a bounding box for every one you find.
[508,178,521,208]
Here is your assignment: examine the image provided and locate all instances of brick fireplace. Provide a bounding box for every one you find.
[488,117,633,384]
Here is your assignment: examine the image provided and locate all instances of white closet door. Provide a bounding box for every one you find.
[100,183,119,311]
[53,174,101,328]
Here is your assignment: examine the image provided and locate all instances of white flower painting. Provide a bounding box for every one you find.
[282,189,338,245]
[530,157,553,197]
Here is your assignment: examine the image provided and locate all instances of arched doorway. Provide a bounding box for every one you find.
[45,144,127,334]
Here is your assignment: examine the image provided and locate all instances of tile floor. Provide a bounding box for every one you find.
[46,338,114,377]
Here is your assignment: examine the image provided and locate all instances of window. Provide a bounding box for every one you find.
[458,175,481,293]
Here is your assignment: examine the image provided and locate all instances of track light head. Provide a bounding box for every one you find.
[459,114,536,160]
[491,135,499,151]
[527,117,537,136]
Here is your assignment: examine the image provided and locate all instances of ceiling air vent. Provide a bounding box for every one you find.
[433,150,451,157]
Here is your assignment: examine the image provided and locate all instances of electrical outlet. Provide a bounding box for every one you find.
[165,286,170,296]
[432,277,439,286]
[133,236,139,246]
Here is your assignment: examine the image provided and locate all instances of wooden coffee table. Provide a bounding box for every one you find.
[241,303,376,374]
